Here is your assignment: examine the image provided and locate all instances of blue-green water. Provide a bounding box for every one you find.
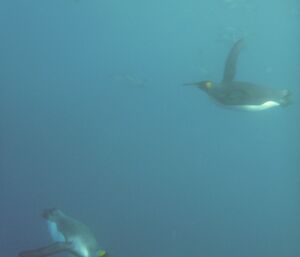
[1,0,300,256]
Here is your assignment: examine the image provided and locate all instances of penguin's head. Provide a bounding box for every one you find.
[42,208,57,219]
[199,80,214,91]
[42,208,64,221]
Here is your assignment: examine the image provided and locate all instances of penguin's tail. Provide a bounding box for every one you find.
[280,89,292,107]
[19,242,72,257]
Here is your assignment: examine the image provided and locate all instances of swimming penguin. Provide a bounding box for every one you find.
[19,208,108,257]
[185,39,292,111]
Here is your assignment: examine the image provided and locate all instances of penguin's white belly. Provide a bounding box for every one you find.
[47,221,91,257]
[47,221,65,242]
[70,236,90,257]
[234,101,280,111]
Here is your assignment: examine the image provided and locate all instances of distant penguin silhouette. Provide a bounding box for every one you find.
[185,39,292,111]
[19,209,108,257]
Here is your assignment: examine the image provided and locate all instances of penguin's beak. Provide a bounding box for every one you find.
[183,81,213,90]
[183,82,202,88]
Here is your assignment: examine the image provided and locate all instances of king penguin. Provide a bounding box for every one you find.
[19,208,108,257]
[185,39,292,111]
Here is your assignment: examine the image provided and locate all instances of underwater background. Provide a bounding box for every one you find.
[1,0,300,256]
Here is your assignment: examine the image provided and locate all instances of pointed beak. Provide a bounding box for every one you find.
[182,82,201,87]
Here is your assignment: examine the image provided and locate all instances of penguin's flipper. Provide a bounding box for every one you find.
[19,242,73,257]
[222,39,245,83]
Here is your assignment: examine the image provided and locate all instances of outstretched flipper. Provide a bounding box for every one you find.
[222,39,245,83]
[19,242,74,257]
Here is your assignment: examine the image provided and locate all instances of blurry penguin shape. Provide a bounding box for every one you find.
[185,39,292,111]
[19,209,108,257]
